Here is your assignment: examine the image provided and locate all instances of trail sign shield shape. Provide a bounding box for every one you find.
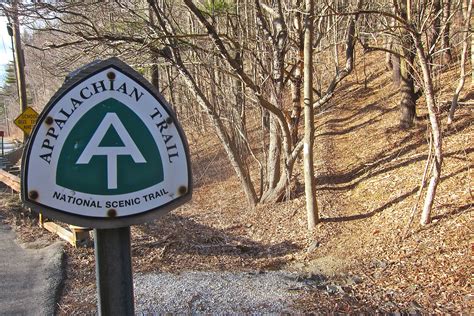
[21,58,192,228]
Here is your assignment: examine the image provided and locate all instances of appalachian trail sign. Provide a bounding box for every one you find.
[21,57,192,229]
[20,58,192,314]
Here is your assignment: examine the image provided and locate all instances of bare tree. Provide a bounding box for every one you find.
[412,34,443,226]
[303,0,317,230]
[448,0,472,125]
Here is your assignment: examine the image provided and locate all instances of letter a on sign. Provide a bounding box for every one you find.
[21,58,192,228]
[76,113,147,189]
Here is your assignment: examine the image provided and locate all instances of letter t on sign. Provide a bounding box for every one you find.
[76,113,146,189]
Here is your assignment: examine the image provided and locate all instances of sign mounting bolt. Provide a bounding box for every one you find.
[107,209,117,218]
[45,116,53,125]
[177,186,187,196]
[28,190,39,200]
[107,71,116,80]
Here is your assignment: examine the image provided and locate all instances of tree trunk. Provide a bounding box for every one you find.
[290,6,303,145]
[231,51,248,158]
[150,61,159,90]
[413,35,443,226]
[385,8,396,71]
[266,114,282,191]
[290,65,302,144]
[392,54,401,87]
[399,0,417,129]
[165,66,176,111]
[441,0,452,63]
[266,44,284,192]
[303,0,318,231]
[260,1,288,201]
[399,61,417,128]
[427,0,441,66]
[448,0,472,124]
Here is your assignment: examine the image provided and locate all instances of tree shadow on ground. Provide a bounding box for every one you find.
[316,116,472,192]
[318,113,384,137]
[461,91,474,101]
[134,214,301,260]
[320,90,398,126]
[321,164,473,223]
[431,203,473,221]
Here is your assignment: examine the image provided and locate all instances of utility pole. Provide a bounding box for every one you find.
[9,0,28,142]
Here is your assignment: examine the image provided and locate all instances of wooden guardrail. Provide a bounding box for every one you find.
[0,169,91,247]
[0,169,21,192]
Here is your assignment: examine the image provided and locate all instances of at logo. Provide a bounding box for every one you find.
[56,98,164,195]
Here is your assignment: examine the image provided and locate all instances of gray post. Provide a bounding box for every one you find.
[10,0,28,142]
[94,227,135,315]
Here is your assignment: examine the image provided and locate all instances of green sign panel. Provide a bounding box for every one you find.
[57,98,164,195]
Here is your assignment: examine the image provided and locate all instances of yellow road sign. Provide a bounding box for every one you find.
[14,107,39,135]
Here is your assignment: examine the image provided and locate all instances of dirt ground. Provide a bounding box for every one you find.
[0,53,472,314]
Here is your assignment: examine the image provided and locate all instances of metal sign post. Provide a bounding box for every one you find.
[20,58,192,314]
[94,227,134,315]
